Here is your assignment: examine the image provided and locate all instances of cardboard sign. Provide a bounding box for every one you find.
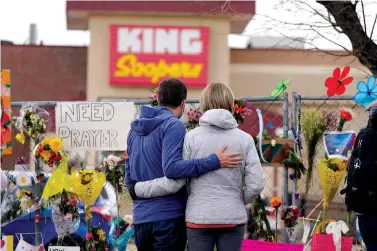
[48,247,80,251]
[1,69,12,155]
[311,233,352,251]
[55,102,135,151]
[110,25,209,87]
[242,240,304,251]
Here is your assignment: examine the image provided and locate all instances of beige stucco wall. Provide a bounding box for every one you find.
[87,14,230,101]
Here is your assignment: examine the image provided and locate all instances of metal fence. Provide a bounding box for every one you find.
[291,93,364,227]
[1,92,364,249]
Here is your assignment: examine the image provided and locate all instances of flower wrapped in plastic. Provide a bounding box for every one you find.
[109,217,134,250]
[86,226,109,251]
[103,154,125,192]
[233,98,252,124]
[34,137,64,171]
[1,187,34,223]
[43,189,80,239]
[13,103,50,141]
[186,108,202,131]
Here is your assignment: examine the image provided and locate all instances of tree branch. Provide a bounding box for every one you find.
[317,0,377,75]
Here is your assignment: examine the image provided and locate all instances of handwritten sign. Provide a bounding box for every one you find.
[48,247,80,251]
[55,102,135,151]
[242,240,304,251]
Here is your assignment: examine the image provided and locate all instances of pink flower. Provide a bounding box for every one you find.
[151,93,158,100]
[86,233,93,239]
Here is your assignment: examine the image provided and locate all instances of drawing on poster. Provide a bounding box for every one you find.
[55,102,135,151]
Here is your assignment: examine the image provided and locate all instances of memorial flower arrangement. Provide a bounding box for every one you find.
[103,154,125,192]
[44,189,79,220]
[281,206,300,243]
[302,109,335,195]
[281,206,299,228]
[34,137,64,168]
[233,98,252,124]
[85,226,109,251]
[15,109,46,141]
[186,108,202,131]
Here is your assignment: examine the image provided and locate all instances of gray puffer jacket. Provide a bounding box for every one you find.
[135,109,265,225]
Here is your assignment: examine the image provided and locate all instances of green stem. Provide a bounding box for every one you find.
[275,209,278,242]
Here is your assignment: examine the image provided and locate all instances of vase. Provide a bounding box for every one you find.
[285,227,297,244]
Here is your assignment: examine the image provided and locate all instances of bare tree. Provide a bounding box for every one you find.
[247,0,377,75]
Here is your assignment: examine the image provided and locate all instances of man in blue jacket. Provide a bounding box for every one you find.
[125,78,242,251]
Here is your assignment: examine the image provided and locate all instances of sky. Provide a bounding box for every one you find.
[0,0,376,50]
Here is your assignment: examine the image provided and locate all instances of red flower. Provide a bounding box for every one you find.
[85,233,93,239]
[325,66,353,96]
[234,104,246,114]
[71,200,77,206]
[339,109,353,121]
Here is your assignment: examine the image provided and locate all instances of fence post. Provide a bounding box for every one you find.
[283,93,289,207]
[291,92,297,207]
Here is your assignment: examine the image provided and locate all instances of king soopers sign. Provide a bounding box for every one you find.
[110,25,209,87]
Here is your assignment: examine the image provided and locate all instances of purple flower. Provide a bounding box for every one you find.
[289,173,295,180]
[295,193,300,199]
[16,157,25,164]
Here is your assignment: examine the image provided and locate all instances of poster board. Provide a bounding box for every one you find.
[242,240,304,251]
[1,69,12,155]
[55,102,135,151]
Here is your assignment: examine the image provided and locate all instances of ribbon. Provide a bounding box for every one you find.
[256,108,268,163]
[325,220,349,251]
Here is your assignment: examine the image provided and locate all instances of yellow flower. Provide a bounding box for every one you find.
[16,133,25,144]
[97,229,106,241]
[41,137,51,146]
[49,137,63,151]
[40,151,51,161]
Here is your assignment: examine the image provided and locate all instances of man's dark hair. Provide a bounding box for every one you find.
[158,78,187,108]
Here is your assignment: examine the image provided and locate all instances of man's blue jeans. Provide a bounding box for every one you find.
[133,217,187,251]
[358,215,377,251]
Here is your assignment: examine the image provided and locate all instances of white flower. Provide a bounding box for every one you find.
[108,165,115,171]
[103,157,107,166]
[124,214,133,224]
[105,154,122,169]
[271,139,277,147]
[16,173,32,187]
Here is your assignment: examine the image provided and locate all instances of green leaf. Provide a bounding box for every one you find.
[6,84,10,88]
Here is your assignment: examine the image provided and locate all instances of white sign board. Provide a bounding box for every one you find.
[48,247,80,251]
[55,102,135,151]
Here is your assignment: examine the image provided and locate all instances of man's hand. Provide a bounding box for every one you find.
[216,145,242,168]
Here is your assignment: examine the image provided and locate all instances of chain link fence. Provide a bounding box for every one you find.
[291,93,365,238]
[2,92,363,249]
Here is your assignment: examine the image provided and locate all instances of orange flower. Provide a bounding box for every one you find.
[270,197,282,208]
[234,104,246,114]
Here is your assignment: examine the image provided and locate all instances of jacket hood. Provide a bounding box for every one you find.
[131,106,175,135]
[199,109,238,129]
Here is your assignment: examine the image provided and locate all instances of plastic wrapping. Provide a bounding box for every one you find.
[13,103,51,140]
[109,218,134,250]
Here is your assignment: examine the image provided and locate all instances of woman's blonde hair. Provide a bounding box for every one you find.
[200,83,235,113]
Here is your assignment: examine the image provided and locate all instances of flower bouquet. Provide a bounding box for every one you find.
[186,108,202,131]
[281,206,299,243]
[34,137,64,171]
[103,154,125,192]
[43,189,80,241]
[13,104,49,141]
[233,98,252,124]
[85,226,109,251]
[109,215,134,250]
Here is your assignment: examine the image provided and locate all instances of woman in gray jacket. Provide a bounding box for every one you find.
[134,83,266,251]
